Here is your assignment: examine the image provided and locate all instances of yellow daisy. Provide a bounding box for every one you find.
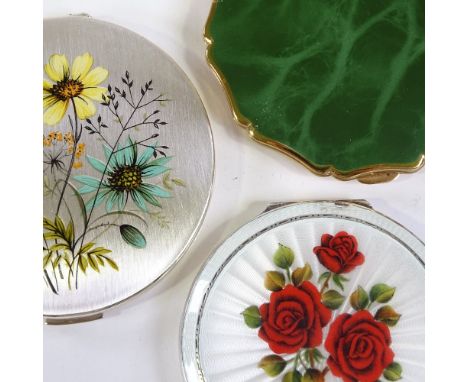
[43,53,108,125]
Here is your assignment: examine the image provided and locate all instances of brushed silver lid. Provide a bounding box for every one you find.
[43,16,214,320]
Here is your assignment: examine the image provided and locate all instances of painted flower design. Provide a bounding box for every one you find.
[313,232,364,274]
[259,282,331,354]
[75,138,171,212]
[43,63,185,295]
[325,311,394,382]
[43,53,108,125]
[242,237,403,381]
[43,131,86,172]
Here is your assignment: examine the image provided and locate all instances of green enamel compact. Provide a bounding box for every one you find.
[43,16,214,323]
[205,0,424,183]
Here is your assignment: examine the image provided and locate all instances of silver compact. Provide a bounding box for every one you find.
[43,16,214,323]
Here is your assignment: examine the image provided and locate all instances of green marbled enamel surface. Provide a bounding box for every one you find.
[209,0,424,172]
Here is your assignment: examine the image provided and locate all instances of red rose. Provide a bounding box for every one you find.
[325,311,394,382]
[258,281,331,354]
[313,232,364,274]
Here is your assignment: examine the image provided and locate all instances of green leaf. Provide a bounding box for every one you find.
[283,370,301,382]
[88,247,112,256]
[292,264,312,286]
[79,242,95,255]
[172,178,186,187]
[43,232,63,241]
[273,244,295,269]
[318,271,331,283]
[88,254,100,273]
[119,225,146,248]
[370,284,396,303]
[375,305,401,327]
[332,274,348,291]
[54,215,66,234]
[321,289,345,310]
[242,305,262,328]
[49,243,70,252]
[258,355,286,377]
[383,362,403,381]
[350,286,370,310]
[43,217,55,231]
[95,255,105,266]
[103,256,119,271]
[78,255,88,274]
[65,221,75,244]
[264,271,286,291]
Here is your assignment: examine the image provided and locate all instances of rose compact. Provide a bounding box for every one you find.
[43,16,214,323]
[181,201,424,382]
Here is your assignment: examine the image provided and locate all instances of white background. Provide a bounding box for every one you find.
[43,1,424,381]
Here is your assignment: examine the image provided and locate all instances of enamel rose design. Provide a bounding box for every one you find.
[242,232,403,382]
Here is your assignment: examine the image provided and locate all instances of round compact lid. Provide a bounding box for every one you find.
[43,16,214,320]
[182,201,424,382]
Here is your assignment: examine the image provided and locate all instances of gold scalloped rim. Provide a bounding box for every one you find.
[203,0,425,183]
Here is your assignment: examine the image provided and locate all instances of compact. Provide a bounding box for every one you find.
[43,16,214,323]
[205,0,425,183]
[182,201,424,382]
